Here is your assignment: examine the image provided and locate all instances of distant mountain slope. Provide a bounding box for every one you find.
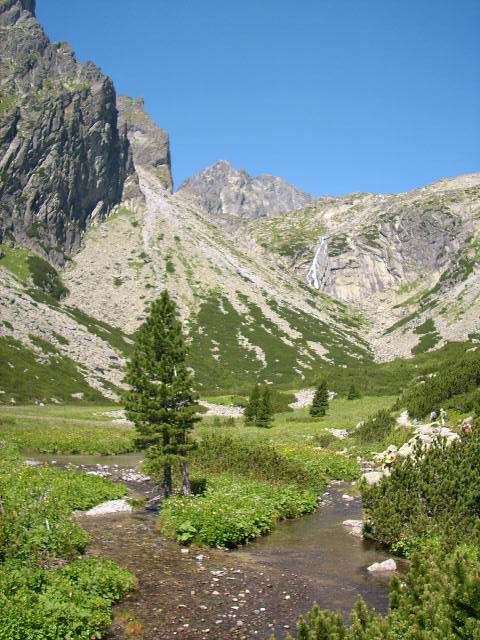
[0,0,131,263]
[246,172,480,359]
[63,163,371,394]
[0,247,132,403]
[177,159,312,223]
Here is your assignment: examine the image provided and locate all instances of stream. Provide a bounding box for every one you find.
[34,453,400,639]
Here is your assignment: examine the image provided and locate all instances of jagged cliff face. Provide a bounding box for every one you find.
[0,0,131,263]
[117,95,172,192]
[178,159,312,223]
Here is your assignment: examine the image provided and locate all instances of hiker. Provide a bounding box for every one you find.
[430,409,437,422]
[462,416,473,434]
[383,451,395,472]
[440,408,447,425]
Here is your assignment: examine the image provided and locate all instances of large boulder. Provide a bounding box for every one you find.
[367,558,397,572]
[361,471,384,485]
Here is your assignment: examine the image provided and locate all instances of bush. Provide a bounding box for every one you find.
[361,422,480,550]
[190,476,207,495]
[399,349,480,419]
[192,434,357,491]
[355,409,396,444]
[27,256,69,300]
[347,384,360,400]
[277,543,480,639]
[268,389,295,413]
[0,450,126,562]
[159,475,317,547]
[0,557,136,640]
[277,420,480,640]
[312,431,335,448]
[0,444,135,639]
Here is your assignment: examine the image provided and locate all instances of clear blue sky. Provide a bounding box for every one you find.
[36,0,479,196]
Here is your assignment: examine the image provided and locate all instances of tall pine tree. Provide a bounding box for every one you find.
[310,380,329,417]
[256,386,274,428]
[124,290,199,497]
[244,384,260,425]
[347,384,360,400]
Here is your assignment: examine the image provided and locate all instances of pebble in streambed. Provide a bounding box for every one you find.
[80,512,314,639]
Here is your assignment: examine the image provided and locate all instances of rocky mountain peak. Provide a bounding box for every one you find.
[178,159,312,219]
[0,0,132,262]
[0,0,35,26]
[117,94,172,191]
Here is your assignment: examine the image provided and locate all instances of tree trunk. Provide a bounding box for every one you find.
[163,462,172,497]
[181,460,192,496]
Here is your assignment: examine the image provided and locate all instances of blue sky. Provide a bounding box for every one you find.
[37,1,479,196]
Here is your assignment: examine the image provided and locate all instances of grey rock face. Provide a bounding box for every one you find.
[117,95,172,192]
[0,0,132,263]
[178,159,312,219]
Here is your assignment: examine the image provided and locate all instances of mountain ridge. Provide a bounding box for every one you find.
[0,2,479,403]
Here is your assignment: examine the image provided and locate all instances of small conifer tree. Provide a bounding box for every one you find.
[310,380,329,417]
[124,290,199,497]
[256,386,274,428]
[244,384,260,425]
[347,384,360,400]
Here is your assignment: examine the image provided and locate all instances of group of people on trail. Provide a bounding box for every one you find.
[430,408,448,425]
[430,408,473,435]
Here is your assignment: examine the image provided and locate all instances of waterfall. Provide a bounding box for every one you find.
[306,237,330,290]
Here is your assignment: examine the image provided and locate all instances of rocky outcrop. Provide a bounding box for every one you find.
[178,159,312,220]
[117,95,172,192]
[0,0,132,263]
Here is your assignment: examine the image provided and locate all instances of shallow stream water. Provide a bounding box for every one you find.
[34,452,399,639]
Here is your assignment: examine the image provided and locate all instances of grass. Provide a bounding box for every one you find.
[0,244,34,283]
[0,404,135,454]
[198,395,395,444]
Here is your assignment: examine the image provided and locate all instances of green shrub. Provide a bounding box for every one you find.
[355,409,395,444]
[190,476,207,495]
[277,543,480,639]
[27,256,69,300]
[347,384,360,400]
[192,434,350,491]
[0,557,136,640]
[0,444,136,639]
[399,349,480,419]
[361,423,480,550]
[159,474,317,547]
[268,389,295,413]
[312,431,335,448]
[0,449,126,562]
[278,420,480,639]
